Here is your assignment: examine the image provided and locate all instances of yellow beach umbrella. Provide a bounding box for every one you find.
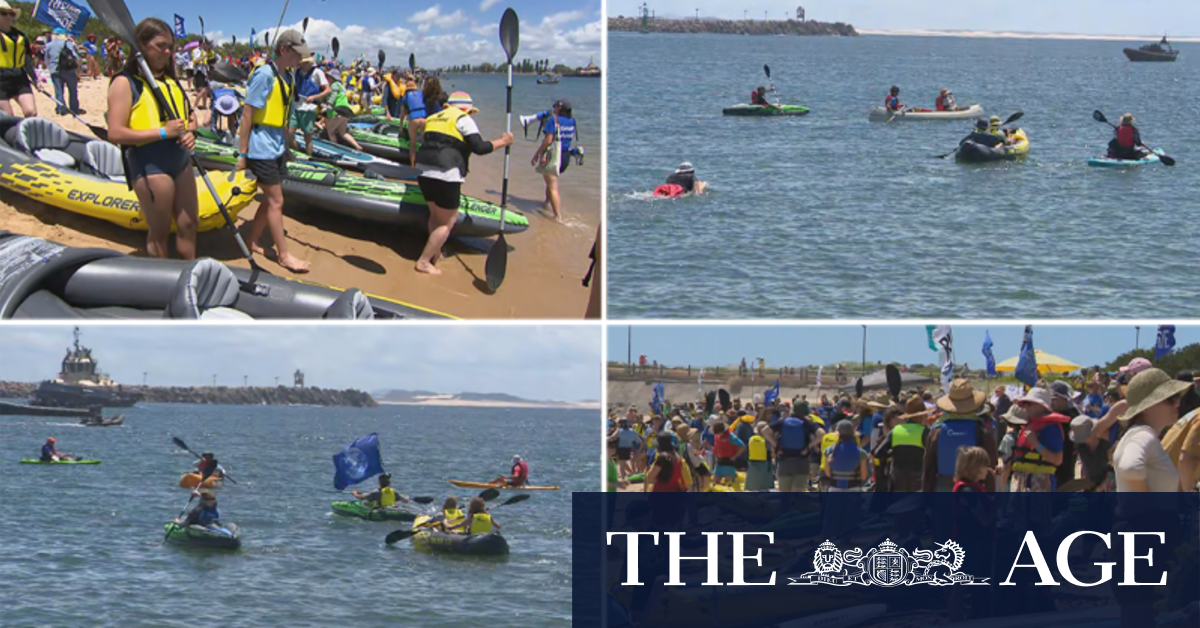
[994,350,1080,374]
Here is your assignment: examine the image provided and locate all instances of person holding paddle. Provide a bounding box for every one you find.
[750,86,778,110]
[446,496,500,534]
[0,1,37,118]
[494,455,529,487]
[413,91,512,275]
[884,85,905,114]
[192,452,225,482]
[176,491,222,527]
[1107,113,1149,160]
[106,18,199,260]
[351,473,410,508]
[40,437,74,462]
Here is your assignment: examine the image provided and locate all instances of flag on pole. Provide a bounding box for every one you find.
[926,325,938,351]
[816,365,823,389]
[332,433,385,489]
[697,368,704,397]
[651,381,664,415]
[1156,325,1177,359]
[932,325,954,394]
[251,27,257,45]
[33,0,92,36]
[982,331,997,377]
[174,15,187,39]
[764,379,779,406]
[1015,325,1039,387]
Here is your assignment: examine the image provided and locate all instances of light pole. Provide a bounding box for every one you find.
[861,325,867,378]
[1135,326,1141,350]
[142,371,147,387]
[212,374,216,387]
[695,8,698,19]
[627,325,632,373]
[743,10,747,20]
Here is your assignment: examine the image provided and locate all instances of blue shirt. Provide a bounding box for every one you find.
[83,42,97,56]
[544,114,576,153]
[41,443,54,458]
[245,64,287,160]
[1036,422,1064,454]
[616,428,641,449]
[43,39,70,74]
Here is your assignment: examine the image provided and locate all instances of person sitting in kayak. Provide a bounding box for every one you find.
[352,473,409,508]
[987,116,1015,145]
[961,119,1005,149]
[935,88,960,112]
[441,496,464,529]
[750,86,779,111]
[193,452,225,482]
[1107,113,1148,160]
[884,86,905,113]
[494,455,529,487]
[653,162,707,198]
[177,491,221,527]
[40,437,74,462]
[447,496,501,535]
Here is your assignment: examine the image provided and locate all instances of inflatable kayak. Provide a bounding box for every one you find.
[179,472,222,489]
[346,127,415,163]
[410,515,509,556]
[652,184,687,198]
[956,129,1031,163]
[163,522,241,550]
[722,104,810,117]
[868,103,983,122]
[331,500,418,521]
[20,458,100,464]
[0,232,451,319]
[1088,148,1164,168]
[0,114,256,232]
[194,128,408,179]
[192,139,528,238]
[447,479,560,491]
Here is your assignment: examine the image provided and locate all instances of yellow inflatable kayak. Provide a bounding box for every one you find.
[179,472,222,489]
[447,479,560,491]
[0,115,256,232]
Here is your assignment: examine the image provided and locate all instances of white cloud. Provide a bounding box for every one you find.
[480,0,501,11]
[411,6,442,24]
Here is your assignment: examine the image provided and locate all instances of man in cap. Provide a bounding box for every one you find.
[873,396,929,492]
[1010,387,1069,492]
[238,29,311,274]
[43,27,80,116]
[767,400,821,492]
[287,55,329,157]
[922,379,997,492]
[1048,381,1081,489]
[531,98,578,221]
[652,162,706,198]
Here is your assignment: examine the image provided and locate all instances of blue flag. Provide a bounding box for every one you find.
[982,331,997,377]
[651,381,664,415]
[332,433,385,490]
[34,0,92,37]
[174,15,187,39]
[764,379,779,406]
[251,28,257,43]
[1156,325,1176,359]
[1015,325,1039,387]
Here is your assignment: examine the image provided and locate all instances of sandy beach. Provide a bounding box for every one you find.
[857,28,1200,42]
[0,76,597,319]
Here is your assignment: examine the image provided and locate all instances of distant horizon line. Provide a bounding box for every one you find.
[856,28,1198,42]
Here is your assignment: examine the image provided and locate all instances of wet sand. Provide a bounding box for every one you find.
[0,76,597,319]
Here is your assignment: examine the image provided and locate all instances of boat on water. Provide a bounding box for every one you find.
[0,400,91,417]
[29,327,143,409]
[537,74,560,84]
[1124,38,1179,62]
[80,413,124,427]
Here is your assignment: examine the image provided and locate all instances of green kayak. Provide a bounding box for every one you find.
[20,458,101,464]
[163,523,242,550]
[347,127,416,163]
[722,104,810,117]
[331,500,419,522]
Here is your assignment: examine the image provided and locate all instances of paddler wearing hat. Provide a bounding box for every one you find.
[871,396,929,492]
[412,90,513,275]
[934,87,960,112]
[1008,387,1069,492]
[652,162,706,198]
[0,1,36,118]
[921,380,998,492]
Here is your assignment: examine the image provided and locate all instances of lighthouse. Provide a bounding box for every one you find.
[796,6,806,21]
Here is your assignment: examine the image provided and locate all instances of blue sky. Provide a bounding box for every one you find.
[618,0,1199,36]
[1,326,601,402]
[120,0,601,67]
[609,325,1199,370]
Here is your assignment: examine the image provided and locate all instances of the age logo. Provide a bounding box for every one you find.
[790,539,988,587]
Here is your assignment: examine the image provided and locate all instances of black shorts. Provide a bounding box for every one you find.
[127,140,191,181]
[247,154,289,186]
[0,74,32,101]
[192,73,208,90]
[616,447,632,461]
[417,176,461,210]
[559,154,570,175]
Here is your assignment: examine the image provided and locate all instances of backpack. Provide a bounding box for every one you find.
[676,446,694,489]
[58,42,78,71]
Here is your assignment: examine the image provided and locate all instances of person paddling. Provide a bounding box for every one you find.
[653,162,706,198]
[750,86,778,110]
[352,473,409,508]
[193,452,226,482]
[40,437,74,461]
[935,88,959,112]
[884,85,904,113]
[0,1,37,118]
[177,491,221,527]
[1107,113,1149,160]
[960,118,1004,149]
[447,496,500,534]
[494,455,529,487]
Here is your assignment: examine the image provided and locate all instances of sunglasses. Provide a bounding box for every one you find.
[0,11,15,17]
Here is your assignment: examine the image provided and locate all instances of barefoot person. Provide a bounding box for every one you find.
[0,1,36,117]
[401,76,443,168]
[238,29,310,273]
[413,90,512,275]
[532,98,576,222]
[106,18,199,260]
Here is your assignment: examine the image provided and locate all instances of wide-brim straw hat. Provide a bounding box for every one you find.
[899,395,929,421]
[0,1,22,17]
[1001,404,1028,425]
[936,379,986,414]
[1120,368,1191,423]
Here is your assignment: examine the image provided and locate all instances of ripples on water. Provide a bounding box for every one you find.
[0,404,593,626]
[607,33,1199,318]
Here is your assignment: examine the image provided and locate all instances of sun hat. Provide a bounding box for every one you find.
[1119,357,1152,374]
[1069,415,1097,443]
[975,118,988,130]
[53,27,67,36]
[47,437,56,443]
[1000,404,1028,425]
[1015,387,1053,412]
[899,395,929,421]
[936,379,986,414]
[0,1,21,16]
[676,162,694,173]
[213,91,240,116]
[989,115,1002,125]
[1119,368,1191,423]
[300,56,314,65]
[273,30,312,57]
[447,91,479,114]
[940,88,948,94]
[328,69,341,81]
[1049,381,1076,403]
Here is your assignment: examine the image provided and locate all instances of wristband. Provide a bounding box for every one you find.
[1036,444,1044,453]
[159,128,167,140]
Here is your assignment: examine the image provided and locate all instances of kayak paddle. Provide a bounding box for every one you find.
[302,17,310,37]
[88,0,263,280]
[378,49,385,72]
[331,37,339,60]
[489,494,531,509]
[172,436,238,484]
[409,53,416,74]
[762,64,781,108]
[718,389,731,412]
[886,364,902,403]
[485,8,519,292]
[855,377,864,399]
[1092,110,1175,166]
[935,111,1024,159]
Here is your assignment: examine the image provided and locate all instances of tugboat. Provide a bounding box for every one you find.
[1124,37,1179,62]
[29,327,143,409]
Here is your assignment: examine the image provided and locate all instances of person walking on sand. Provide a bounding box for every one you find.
[401,76,444,168]
[532,98,576,222]
[286,56,329,157]
[43,27,80,116]
[0,2,37,118]
[106,18,199,260]
[237,29,310,274]
[413,91,512,275]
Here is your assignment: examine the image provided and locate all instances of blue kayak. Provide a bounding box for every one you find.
[1087,148,1163,168]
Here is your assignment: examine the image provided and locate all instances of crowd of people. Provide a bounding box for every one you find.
[606,356,1200,495]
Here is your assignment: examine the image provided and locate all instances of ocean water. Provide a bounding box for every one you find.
[0,403,596,627]
[606,33,1199,318]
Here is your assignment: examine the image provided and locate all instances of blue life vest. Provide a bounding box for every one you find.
[198,506,220,525]
[550,115,576,152]
[780,416,808,456]
[403,91,426,119]
[829,442,862,489]
[937,417,979,478]
[296,68,322,100]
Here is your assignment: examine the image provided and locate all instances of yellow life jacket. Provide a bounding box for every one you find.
[380,487,397,507]
[124,73,190,144]
[251,63,293,128]
[819,432,861,471]
[443,507,464,528]
[423,105,467,141]
[748,435,768,461]
[0,28,28,70]
[385,73,403,99]
[469,512,493,534]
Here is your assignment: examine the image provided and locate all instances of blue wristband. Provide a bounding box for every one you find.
[159,128,167,140]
